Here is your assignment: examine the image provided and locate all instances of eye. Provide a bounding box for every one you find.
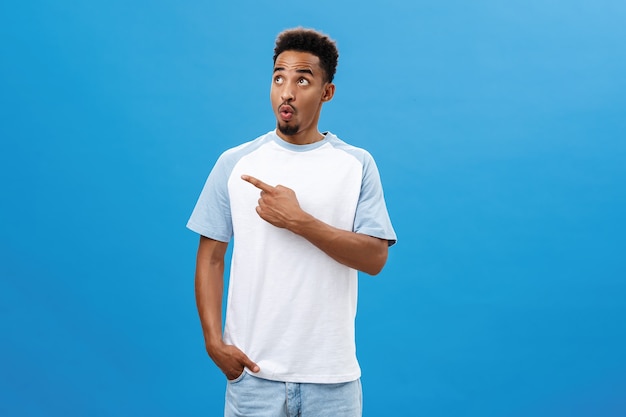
[274,75,283,84]
[297,78,310,86]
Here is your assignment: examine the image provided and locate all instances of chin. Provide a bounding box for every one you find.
[277,123,300,136]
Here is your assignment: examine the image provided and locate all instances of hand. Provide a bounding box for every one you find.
[207,341,260,380]
[241,175,305,229]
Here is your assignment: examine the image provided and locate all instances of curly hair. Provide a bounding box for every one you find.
[273,28,339,83]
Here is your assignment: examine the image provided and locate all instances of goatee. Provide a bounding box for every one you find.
[277,123,300,136]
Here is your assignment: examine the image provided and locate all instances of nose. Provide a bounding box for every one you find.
[280,82,295,102]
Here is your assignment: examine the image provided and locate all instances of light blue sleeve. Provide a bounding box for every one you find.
[353,152,397,246]
[186,152,234,242]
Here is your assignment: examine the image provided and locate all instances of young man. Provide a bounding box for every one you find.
[188,28,397,417]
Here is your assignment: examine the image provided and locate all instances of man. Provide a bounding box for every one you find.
[188,27,396,417]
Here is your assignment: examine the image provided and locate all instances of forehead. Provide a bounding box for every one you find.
[274,50,323,75]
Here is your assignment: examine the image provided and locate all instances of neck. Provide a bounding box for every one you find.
[276,127,324,145]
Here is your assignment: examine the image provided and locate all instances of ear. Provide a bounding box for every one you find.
[321,83,335,102]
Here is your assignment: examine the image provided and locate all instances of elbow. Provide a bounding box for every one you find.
[366,261,385,276]
[365,266,383,276]
[364,247,388,276]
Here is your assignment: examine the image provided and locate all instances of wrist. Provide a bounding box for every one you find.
[204,334,225,353]
[289,211,316,236]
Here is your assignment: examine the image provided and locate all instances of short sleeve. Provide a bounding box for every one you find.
[186,153,233,242]
[353,154,397,246]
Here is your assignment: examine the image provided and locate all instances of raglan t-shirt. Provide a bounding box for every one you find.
[187,130,396,383]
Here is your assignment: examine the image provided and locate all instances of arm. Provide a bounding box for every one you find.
[290,212,388,275]
[194,236,259,378]
[241,175,389,275]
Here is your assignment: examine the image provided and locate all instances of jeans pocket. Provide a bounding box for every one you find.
[227,370,246,384]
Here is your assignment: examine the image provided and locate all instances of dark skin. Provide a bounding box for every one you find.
[194,50,389,380]
[195,236,259,379]
[270,50,335,145]
[241,175,388,275]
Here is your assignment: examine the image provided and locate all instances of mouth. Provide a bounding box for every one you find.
[279,104,295,121]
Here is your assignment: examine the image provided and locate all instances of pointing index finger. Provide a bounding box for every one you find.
[241,175,273,192]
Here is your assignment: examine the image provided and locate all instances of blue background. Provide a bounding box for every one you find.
[1,1,625,416]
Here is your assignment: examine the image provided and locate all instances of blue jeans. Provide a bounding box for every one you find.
[224,372,362,417]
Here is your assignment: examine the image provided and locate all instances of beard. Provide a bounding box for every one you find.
[277,122,300,136]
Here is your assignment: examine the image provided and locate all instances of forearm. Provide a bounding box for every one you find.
[193,236,260,376]
[194,237,227,351]
[195,267,223,349]
[289,212,388,275]
[240,174,389,275]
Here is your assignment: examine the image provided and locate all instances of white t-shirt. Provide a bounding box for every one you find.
[187,130,396,383]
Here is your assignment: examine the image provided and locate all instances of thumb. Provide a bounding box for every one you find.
[240,353,260,373]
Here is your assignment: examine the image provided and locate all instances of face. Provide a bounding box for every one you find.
[271,50,335,143]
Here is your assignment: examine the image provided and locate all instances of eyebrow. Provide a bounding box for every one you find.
[273,67,314,76]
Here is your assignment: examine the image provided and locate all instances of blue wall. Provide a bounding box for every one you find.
[1,1,625,416]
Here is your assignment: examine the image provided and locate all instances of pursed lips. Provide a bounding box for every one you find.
[279,104,295,121]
